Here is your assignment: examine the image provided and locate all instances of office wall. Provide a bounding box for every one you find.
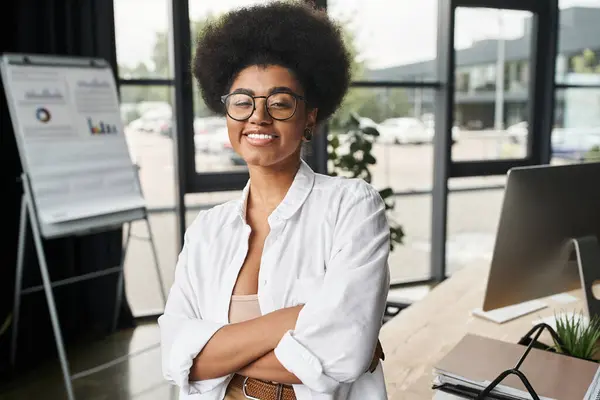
[0,0,134,378]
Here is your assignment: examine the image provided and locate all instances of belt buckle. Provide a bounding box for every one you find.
[242,377,285,400]
[242,377,261,400]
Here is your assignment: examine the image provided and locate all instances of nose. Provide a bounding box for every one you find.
[248,97,271,125]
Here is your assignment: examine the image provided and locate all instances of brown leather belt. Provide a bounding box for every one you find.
[230,374,296,400]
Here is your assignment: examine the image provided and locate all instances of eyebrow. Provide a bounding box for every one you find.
[230,86,296,96]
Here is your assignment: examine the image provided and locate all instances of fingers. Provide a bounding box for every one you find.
[368,341,385,373]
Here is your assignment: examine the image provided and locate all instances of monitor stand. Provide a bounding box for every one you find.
[571,236,600,320]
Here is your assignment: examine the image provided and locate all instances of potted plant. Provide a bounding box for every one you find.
[328,112,404,250]
[551,312,600,362]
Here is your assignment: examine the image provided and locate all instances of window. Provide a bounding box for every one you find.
[327,0,438,82]
[452,7,534,161]
[446,177,506,277]
[554,1,600,165]
[114,0,173,79]
[120,86,174,207]
[552,88,600,164]
[557,0,600,86]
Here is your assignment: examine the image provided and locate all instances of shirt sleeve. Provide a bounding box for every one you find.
[157,225,229,395]
[273,184,391,393]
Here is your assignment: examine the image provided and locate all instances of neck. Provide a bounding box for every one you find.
[247,157,301,214]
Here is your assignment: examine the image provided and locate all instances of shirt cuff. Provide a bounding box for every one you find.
[168,318,228,395]
[274,330,339,393]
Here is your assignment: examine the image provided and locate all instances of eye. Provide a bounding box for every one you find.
[228,93,253,108]
[268,93,294,109]
[270,101,292,108]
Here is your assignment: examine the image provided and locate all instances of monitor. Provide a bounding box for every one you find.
[482,161,600,316]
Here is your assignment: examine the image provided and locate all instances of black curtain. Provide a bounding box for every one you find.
[0,0,135,380]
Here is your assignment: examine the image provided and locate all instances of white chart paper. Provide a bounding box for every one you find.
[3,60,145,225]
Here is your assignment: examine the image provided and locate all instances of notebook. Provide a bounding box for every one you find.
[433,333,600,399]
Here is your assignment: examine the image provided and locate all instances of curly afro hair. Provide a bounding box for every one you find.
[192,1,351,124]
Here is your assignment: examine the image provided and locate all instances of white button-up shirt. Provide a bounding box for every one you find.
[158,160,391,400]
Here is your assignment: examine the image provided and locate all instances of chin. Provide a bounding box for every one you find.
[240,151,298,170]
[243,155,278,167]
[237,146,274,165]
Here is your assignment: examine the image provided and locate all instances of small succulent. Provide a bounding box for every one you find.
[552,311,600,361]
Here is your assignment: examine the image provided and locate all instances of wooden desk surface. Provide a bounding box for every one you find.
[380,263,586,399]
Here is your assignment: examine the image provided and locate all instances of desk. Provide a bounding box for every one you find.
[380,263,586,399]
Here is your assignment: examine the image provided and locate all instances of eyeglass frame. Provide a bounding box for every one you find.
[220,90,307,122]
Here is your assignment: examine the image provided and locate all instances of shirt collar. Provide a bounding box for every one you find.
[232,159,316,224]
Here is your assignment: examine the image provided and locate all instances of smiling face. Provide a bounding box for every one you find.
[224,65,317,170]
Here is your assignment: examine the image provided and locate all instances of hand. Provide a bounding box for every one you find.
[368,340,385,373]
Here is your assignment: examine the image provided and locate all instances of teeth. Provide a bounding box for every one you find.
[247,133,275,139]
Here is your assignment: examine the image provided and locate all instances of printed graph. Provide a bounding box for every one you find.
[87,117,118,135]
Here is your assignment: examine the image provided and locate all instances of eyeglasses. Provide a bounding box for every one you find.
[220,91,306,121]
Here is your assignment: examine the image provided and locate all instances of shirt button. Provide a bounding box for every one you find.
[262,279,268,286]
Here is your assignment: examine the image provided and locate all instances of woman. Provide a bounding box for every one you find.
[158,2,391,399]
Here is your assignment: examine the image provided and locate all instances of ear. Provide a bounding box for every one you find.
[306,107,318,129]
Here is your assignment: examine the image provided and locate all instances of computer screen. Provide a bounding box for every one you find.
[482,161,600,313]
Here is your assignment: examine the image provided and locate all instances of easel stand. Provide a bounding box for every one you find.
[10,173,167,400]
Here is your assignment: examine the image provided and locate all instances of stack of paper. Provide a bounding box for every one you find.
[433,371,553,399]
[432,334,600,400]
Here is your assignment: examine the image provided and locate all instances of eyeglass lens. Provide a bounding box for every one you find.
[225,93,297,120]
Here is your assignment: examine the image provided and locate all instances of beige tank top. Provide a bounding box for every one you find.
[225,295,262,400]
[228,294,262,323]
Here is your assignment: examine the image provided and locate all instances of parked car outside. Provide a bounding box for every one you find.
[506,121,528,144]
[506,120,600,160]
[378,117,432,145]
[421,115,460,144]
[194,117,228,153]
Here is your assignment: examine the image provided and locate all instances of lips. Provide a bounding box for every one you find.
[243,131,279,146]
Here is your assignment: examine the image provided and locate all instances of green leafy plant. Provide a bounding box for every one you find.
[328,112,405,251]
[584,145,600,163]
[552,311,600,361]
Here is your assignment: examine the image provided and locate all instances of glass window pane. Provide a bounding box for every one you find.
[120,85,175,315]
[552,87,600,164]
[120,85,175,208]
[327,0,438,82]
[329,87,435,192]
[388,195,432,284]
[114,0,172,79]
[328,87,435,284]
[452,7,533,161]
[191,115,249,174]
[556,1,600,85]
[446,177,507,277]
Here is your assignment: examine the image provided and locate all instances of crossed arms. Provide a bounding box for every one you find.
[189,304,384,385]
[189,304,305,384]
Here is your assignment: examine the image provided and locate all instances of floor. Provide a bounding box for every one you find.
[0,322,175,400]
